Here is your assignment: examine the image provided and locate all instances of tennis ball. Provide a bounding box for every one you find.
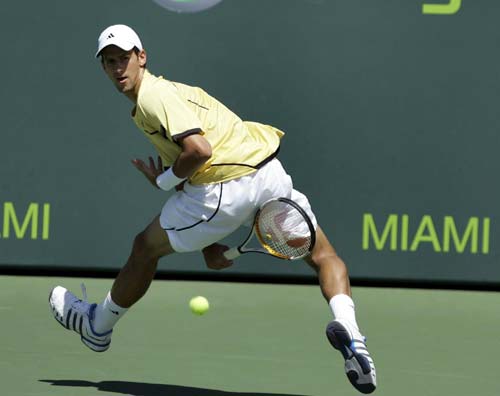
[189,296,210,315]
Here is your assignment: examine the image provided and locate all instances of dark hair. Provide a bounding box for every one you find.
[99,47,146,67]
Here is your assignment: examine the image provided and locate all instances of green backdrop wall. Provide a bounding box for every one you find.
[1,0,498,286]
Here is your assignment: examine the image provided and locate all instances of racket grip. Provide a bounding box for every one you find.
[224,247,241,260]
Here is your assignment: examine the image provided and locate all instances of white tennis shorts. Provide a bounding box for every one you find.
[160,159,317,252]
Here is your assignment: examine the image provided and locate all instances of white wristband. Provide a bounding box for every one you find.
[156,167,184,191]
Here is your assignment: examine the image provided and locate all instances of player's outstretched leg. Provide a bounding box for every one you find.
[49,285,112,352]
[304,226,377,393]
[326,319,376,394]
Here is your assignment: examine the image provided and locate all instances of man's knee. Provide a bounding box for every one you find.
[131,230,172,260]
[305,232,349,278]
[306,247,338,269]
[131,232,152,258]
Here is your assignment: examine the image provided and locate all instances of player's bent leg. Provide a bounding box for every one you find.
[304,226,377,394]
[49,215,174,352]
[111,215,175,308]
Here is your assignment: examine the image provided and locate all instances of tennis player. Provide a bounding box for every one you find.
[49,24,376,394]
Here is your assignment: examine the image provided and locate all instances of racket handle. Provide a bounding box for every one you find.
[224,247,241,260]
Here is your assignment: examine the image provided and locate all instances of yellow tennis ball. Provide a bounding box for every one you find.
[189,296,209,315]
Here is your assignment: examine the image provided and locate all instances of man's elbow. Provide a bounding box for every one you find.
[181,133,212,163]
[200,140,212,162]
[195,140,212,163]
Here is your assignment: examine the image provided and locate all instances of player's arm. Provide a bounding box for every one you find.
[171,132,212,179]
[132,132,212,190]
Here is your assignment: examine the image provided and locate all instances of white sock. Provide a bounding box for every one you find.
[92,292,128,334]
[329,294,362,338]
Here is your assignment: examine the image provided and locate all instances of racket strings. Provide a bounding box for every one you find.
[255,201,313,259]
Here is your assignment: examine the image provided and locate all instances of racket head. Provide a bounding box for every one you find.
[254,197,316,260]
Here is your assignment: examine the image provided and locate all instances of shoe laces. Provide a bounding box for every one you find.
[70,283,90,314]
[80,283,88,302]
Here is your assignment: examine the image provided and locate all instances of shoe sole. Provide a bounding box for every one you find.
[326,321,376,394]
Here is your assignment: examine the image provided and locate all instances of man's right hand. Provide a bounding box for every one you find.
[131,156,163,188]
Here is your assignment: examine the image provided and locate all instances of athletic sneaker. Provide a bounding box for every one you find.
[48,284,112,352]
[326,319,377,394]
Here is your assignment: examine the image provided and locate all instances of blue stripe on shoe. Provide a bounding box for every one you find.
[65,309,73,329]
[86,332,110,342]
[72,312,78,331]
[81,336,111,348]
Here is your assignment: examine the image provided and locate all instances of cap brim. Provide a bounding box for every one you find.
[95,40,136,58]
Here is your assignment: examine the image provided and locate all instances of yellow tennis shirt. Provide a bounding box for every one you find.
[132,70,284,185]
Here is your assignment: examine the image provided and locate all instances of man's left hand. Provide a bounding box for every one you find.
[202,243,233,270]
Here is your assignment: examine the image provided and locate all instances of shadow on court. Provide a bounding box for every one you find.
[39,380,309,396]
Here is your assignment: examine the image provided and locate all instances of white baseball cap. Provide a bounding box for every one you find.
[95,24,143,57]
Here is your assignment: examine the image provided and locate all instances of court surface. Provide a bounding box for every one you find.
[0,275,498,396]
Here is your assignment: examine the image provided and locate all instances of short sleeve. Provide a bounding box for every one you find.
[139,81,203,141]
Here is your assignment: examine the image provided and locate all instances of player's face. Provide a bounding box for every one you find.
[100,46,146,100]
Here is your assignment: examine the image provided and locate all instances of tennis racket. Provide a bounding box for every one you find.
[223,197,316,260]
